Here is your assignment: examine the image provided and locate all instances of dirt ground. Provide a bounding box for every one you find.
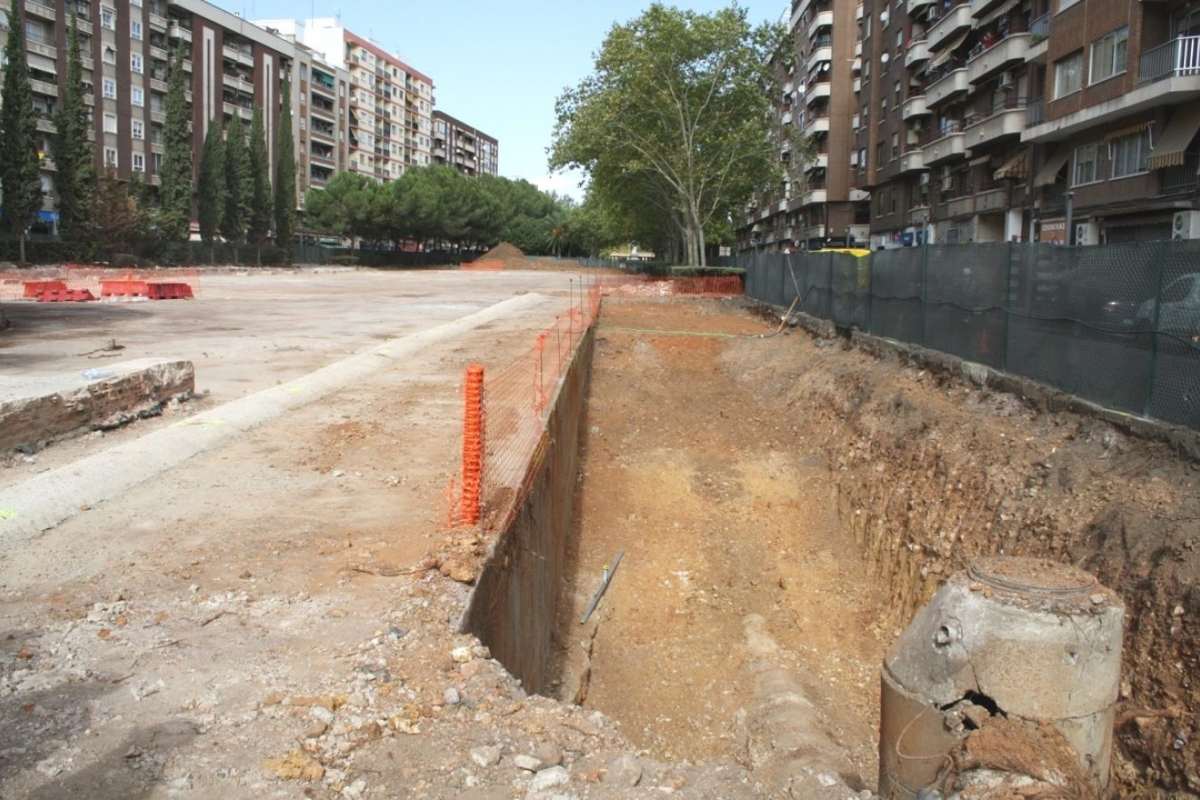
[554,299,885,783]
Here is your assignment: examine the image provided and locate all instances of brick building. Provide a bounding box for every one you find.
[432,110,498,177]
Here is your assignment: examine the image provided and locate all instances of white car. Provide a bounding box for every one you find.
[1137,272,1200,336]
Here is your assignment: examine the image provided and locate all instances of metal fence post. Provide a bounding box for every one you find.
[1001,242,1014,372]
[827,250,835,321]
[1144,240,1169,418]
[866,251,874,333]
[920,244,930,346]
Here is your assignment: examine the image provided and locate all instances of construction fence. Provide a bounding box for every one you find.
[741,241,1200,430]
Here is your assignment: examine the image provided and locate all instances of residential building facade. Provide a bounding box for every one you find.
[432,110,498,176]
[857,0,1200,247]
[260,18,434,183]
[8,0,302,234]
[740,0,870,252]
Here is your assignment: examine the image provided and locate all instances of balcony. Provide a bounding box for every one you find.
[808,10,833,40]
[804,188,828,204]
[963,102,1026,147]
[223,101,253,121]
[969,0,1010,22]
[910,205,931,225]
[310,103,336,122]
[902,94,929,119]
[926,68,969,106]
[1027,13,1049,61]
[150,109,165,124]
[1140,36,1200,85]
[975,186,1008,212]
[907,0,934,13]
[222,73,254,95]
[150,77,167,93]
[27,40,56,59]
[168,22,191,42]
[905,39,930,68]
[804,115,830,134]
[807,44,832,72]
[923,127,966,164]
[310,126,336,143]
[856,3,863,19]
[148,12,167,31]
[806,81,831,103]
[35,116,56,134]
[223,45,254,68]
[30,78,57,97]
[808,152,829,169]
[149,45,168,62]
[24,0,55,20]
[899,148,926,173]
[927,3,972,50]
[75,17,92,35]
[967,33,1032,84]
[855,40,862,57]
[853,76,862,93]
[946,194,974,218]
[853,56,862,72]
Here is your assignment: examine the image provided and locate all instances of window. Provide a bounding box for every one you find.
[131,19,142,39]
[102,78,116,99]
[1090,27,1128,83]
[103,112,117,133]
[1072,143,1099,185]
[131,87,144,106]
[103,45,116,64]
[152,152,162,171]
[131,53,143,73]
[1054,51,1083,97]
[891,132,899,158]
[104,146,117,168]
[132,152,145,172]
[894,80,902,105]
[1110,129,1150,177]
[132,119,143,139]
[100,6,114,29]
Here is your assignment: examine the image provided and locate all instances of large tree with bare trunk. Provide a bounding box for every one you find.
[550,4,784,266]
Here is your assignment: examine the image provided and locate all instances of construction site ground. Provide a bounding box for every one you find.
[3,271,1198,799]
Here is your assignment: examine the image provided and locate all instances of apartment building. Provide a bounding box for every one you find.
[857,0,1200,247]
[432,110,498,176]
[9,0,300,234]
[740,0,870,252]
[257,20,351,203]
[260,18,434,183]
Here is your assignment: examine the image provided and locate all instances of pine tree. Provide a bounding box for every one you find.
[159,43,193,244]
[196,118,225,262]
[273,78,295,262]
[221,113,249,261]
[0,0,45,263]
[246,106,271,265]
[51,14,94,247]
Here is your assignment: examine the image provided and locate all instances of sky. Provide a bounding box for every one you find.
[225,0,788,199]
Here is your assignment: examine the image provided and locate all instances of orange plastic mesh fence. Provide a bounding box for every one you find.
[448,276,604,528]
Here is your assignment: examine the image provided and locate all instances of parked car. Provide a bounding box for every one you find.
[1137,273,1200,336]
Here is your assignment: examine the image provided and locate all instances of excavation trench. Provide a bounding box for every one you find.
[464,295,1200,797]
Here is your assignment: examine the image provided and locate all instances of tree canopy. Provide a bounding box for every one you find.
[550,3,784,265]
[0,0,45,263]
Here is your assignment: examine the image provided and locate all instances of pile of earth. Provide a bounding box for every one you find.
[466,242,539,270]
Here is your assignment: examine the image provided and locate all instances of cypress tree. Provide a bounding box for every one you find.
[51,14,94,247]
[273,78,295,262]
[246,106,271,265]
[221,113,249,262]
[159,43,193,244]
[196,118,225,262]
[0,0,45,263]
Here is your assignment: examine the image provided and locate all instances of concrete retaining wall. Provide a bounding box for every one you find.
[0,359,195,453]
[461,327,594,696]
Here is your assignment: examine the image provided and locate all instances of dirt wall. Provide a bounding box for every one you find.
[460,328,594,696]
[724,326,1200,798]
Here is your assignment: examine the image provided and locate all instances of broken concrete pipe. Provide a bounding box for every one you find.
[878,556,1124,799]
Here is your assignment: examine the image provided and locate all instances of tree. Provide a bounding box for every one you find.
[196,118,225,261]
[273,79,295,261]
[551,4,783,265]
[221,114,249,262]
[246,106,271,264]
[51,14,94,247]
[0,0,45,263]
[93,168,147,254]
[159,43,193,244]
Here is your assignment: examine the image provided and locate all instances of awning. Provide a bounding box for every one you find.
[1148,105,1200,169]
[1033,147,1071,186]
[930,32,970,67]
[1104,119,1153,142]
[969,154,991,166]
[994,151,1027,180]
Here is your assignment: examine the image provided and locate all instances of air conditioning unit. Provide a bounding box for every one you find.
[1074,220,1098,246]
[1173,210,1200,240]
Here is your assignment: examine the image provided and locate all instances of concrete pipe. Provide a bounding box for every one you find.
[878,556,1124,799]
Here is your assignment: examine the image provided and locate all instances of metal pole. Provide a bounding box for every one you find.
[1064,191,1075,246]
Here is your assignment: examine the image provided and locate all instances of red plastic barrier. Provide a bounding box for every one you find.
[146,282,194,300]
[23,280,67,298]
[100,279,149,298]
[37,289,96,303]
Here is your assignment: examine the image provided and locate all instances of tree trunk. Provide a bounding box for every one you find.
[18,232,26,265]
[256,244,262,267]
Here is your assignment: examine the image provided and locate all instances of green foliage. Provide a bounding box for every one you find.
[0,0,45,261]
[197,119,225,248]
[550,3,784,265]
[159,44,193,242]
[273,79,296,260]
[246,107,272,253]
[51,15,94,244]
[221,114,249,247]
[92,168,148,254]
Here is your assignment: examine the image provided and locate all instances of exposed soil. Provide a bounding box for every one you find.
[554,298,886,783]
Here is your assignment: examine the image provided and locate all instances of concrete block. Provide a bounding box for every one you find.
[0,359,194,452]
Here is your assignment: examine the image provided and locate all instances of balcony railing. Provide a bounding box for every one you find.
[1160,152,1200,193]
[1139,35,1200,84]
[1030,12,1050,42]
[1026,98,1044,125]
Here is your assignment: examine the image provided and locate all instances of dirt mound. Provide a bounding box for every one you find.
[465,242,537,271]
